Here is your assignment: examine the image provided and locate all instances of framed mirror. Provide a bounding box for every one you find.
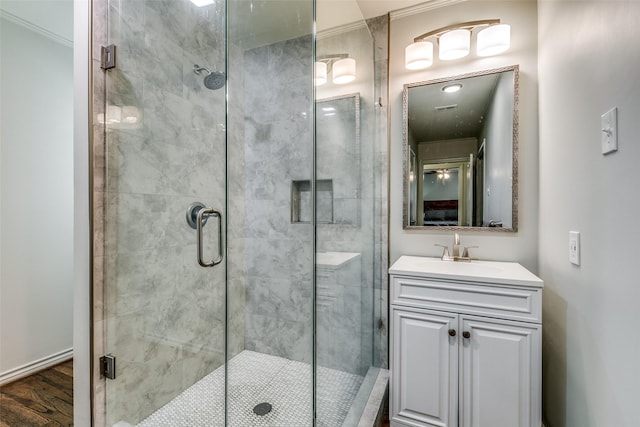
[403,65,519,231]
[313,93,361,226]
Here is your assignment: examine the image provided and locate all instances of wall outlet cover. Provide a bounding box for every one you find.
[601,107,618,154]
[569,231,580,266]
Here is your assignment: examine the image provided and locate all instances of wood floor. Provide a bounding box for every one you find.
[380,403,390,427]
[0,360,73,427]
[0,359,386,427]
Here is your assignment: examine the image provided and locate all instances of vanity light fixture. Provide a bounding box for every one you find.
[439,28,471,60]
[477,23,511,56]
[315,61,328,86]
[97,105,141,126]
[405,41,433,70]
[315,54,356,86]
[190,0,215,6]
[405,19,510,70]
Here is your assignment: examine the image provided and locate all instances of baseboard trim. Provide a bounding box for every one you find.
[0,348,73,386]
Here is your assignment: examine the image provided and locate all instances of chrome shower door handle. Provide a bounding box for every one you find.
[197,207,223,267]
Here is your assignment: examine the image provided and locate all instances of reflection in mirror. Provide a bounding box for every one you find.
[403,65,518,231]
[316,93,360,225]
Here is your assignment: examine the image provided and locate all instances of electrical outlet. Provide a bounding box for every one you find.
[569,231,580,266]
[601,107,618,154]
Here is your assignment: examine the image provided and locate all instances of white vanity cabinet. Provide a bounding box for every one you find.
[389,256,543,427]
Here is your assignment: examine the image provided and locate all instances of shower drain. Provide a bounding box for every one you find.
[253,402,273,416]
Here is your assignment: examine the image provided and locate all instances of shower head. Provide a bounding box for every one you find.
[203,71,225,90]
[193,64,225,90]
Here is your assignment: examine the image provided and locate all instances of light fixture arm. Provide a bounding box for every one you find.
[317,53,349,73]
[317,54,349,62]
[413,19,501,42]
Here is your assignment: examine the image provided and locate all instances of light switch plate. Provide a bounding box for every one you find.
[569,231,580,266]
[601,107,618,154]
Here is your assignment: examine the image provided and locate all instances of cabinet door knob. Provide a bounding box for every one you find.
[462,331,471,339]
[448,329,456,337]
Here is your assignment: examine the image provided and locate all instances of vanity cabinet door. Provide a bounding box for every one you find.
[459,316,542,427]
[391,307,458,427]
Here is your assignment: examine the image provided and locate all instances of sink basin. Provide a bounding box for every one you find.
[316,251,360,267]
[389,256,543,287]
[411,258,503,276]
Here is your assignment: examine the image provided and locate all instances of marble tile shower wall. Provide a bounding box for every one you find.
[101,0,237,424]
[242,36,315,364]
[241,19,390,374]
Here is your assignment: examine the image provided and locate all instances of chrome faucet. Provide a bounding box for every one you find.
[435,233,478,262]
[452,233,461,258]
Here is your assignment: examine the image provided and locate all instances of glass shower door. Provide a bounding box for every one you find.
[101,0,317,425]
[314,8,379,425]
[101,0,228,425]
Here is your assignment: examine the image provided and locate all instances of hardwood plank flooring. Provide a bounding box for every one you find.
[380,403,390,427]
[0,359,386,427]
[0,360,73,427]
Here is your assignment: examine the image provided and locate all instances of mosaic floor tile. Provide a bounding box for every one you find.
[137,350,364,427]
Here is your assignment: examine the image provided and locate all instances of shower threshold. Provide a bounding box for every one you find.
[132,350,368,427]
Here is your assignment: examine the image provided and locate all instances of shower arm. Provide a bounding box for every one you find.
[193,64,212,75]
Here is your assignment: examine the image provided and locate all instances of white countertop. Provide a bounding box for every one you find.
[316,251,361,267]
[389,256,543,288]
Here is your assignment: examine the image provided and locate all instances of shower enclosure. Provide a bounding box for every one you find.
[92,0,388,425]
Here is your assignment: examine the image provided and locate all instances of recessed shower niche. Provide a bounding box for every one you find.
[291,179,334,223]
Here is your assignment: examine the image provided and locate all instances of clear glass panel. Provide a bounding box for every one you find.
[315,6,379,426]
[103,0,227,424]
[225,0,315,425]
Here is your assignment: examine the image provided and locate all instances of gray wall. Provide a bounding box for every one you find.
[418,138,477,163]
[241,35,315,364]
[0,16,74,381]
[480,71,514,228]
[389,1,539,270]
[538,1,640,426]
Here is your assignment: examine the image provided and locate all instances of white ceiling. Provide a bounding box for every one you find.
[0,0,74,42]
[0,0,429,49]
[407,73,499,142]
[233,0,431,48]
[318,0,428,30]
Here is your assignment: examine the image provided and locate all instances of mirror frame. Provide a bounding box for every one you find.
[402,65,519,232]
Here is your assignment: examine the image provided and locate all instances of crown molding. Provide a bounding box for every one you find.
[0,9,72,47]
[318,20,368,40]
[390,0,466,20]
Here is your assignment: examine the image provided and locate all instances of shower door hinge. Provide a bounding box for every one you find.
[101,45,117,70]
[100,354,116,380]
[378,318,386,332]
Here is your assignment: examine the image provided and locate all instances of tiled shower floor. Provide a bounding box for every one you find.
[136,350,364,427]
